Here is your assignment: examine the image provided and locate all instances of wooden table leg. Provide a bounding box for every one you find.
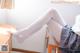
[48,44,60,53]
[48,45,52,53]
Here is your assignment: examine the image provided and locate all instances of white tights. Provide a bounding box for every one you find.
[14,9,67,43]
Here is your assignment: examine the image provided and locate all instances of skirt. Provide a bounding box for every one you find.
[60,25,80,53]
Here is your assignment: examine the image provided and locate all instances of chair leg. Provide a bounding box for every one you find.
[48,45,52,53]
[48,45,61,53]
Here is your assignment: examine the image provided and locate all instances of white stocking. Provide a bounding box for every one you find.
[14,9,66,43]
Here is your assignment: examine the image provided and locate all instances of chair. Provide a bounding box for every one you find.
[48,44,61,53]
[46,33,61,53]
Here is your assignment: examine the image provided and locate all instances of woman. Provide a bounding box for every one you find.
[14,9,80,53]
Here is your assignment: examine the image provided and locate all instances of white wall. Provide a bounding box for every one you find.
[7,0,80,53]
[51,4,80,26]
[8,0,51,29]
[0,9,8,24]
[8,0,51,52]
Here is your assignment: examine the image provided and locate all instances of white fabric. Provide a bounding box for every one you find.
[14,9,66,43]
[72,15,80,35]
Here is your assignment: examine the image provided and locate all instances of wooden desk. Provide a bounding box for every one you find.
[0,24,16,53]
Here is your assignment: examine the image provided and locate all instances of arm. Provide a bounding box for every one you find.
[72,15,80,35]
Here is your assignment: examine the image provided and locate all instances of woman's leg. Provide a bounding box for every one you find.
[14,9,66,43]
[14,9,53,43]
[49,9,66,26]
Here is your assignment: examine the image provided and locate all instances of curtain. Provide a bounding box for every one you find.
[0,0,14,9]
